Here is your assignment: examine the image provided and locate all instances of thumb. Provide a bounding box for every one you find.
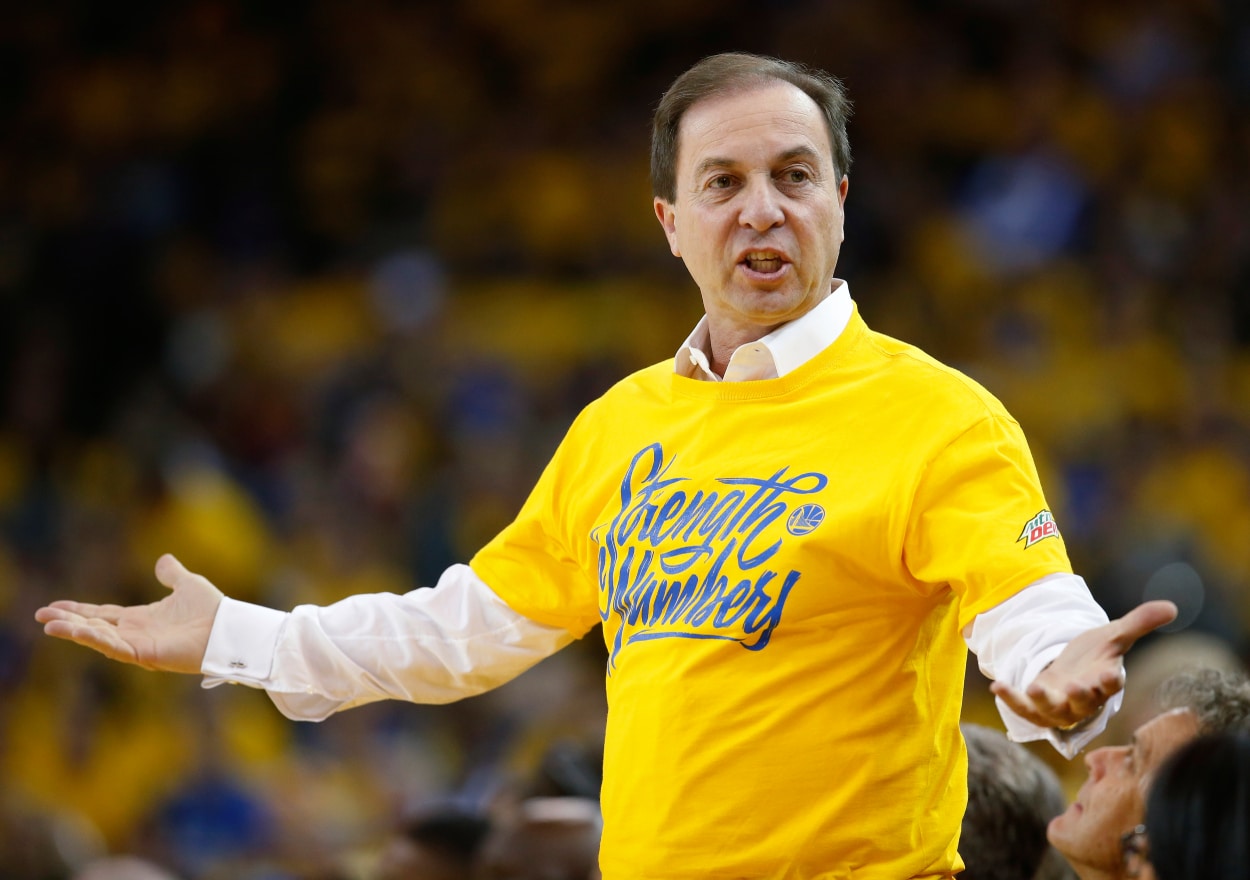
[154,553,191,590]
[1114,599,1178,650]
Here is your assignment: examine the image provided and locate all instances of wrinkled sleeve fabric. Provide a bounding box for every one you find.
[902,413,1073,619]
[965,572,1118,759]
[200,563,575,721]
[898,409,1115,758]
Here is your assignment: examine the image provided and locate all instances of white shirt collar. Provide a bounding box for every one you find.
[674,280,853,382]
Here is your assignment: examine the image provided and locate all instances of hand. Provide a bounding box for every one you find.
[989,599,1178,730]
[34,554,224,674]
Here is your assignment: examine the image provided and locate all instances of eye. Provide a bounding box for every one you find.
[708,174,734,189]
[782,167,810,184]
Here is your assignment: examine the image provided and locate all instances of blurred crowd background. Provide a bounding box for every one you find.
[1,0,1248,876]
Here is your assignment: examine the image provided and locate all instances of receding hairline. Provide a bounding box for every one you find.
[650,54,853,202]
[1134,707,1202,782]
[672,83,839,184]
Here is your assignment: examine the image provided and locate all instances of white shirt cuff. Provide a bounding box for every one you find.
[966,572,1116,758]
[201,597,288,688]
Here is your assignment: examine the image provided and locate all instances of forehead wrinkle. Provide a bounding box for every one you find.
[692,145,820,179]
[676,84,832,178]
[687,113,825,159]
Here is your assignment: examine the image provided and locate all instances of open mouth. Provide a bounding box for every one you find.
[740,251,788,276]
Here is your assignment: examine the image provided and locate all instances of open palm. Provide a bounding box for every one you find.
[990,599,1178,729]
[34,554,223,674]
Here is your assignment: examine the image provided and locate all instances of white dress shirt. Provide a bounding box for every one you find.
[203,280,1116,758]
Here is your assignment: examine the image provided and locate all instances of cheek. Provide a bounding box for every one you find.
[1054,811,1121,868]
[1083,788,1142,852]
[680,223,727,263]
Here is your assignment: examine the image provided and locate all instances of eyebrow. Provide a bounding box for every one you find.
[693,146,823,178]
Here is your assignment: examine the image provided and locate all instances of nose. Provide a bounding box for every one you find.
[738,174,785,232]
[1084,747,1112,780]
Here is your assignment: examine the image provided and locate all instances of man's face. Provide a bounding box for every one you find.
[654,81,848,352]
[1048,708,1200,875]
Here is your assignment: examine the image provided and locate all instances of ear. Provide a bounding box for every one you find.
[654,197,681,257]
[835,176,850,244]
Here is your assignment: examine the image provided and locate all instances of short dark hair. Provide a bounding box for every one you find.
[650,52,853,203]
[1144,731,1250,878]
[1157,667,1250,735]
[959,723,1068,880]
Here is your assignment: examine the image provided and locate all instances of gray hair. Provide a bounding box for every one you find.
[650,52,852,203]
[1157,667,1250,735]
[959,723,1070,880]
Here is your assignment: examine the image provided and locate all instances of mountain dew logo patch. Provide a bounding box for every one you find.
[1018,510,1060,549]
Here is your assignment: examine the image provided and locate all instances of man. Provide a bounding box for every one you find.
[73,857,183,880]
[37,53,1175,878]
[959,723,1074,880]
[1139,729,1250,880]
[1048,667,1250,879]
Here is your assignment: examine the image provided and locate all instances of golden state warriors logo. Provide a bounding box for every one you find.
[1017,510,1060,549]
[786,504,825,535]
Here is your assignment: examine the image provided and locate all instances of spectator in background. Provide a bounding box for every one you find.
[1048,668,1250,880]
[959,723,1074,880]
[73,855,181,880]
[373,803,491,880]
[1131,731,1250,880]
[1092,631,1246,758]
[473,797,600,880]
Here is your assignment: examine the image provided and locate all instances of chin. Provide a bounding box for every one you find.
[1045,809,1077,848]
[1045,814,1063,845]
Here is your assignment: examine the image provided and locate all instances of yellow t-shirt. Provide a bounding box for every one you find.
[472,307,1072,879]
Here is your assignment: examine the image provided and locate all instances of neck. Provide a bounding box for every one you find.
[705,320,781,377]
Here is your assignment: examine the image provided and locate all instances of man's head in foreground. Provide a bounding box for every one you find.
[959,722,1070,880]
[1047,667,1250,879]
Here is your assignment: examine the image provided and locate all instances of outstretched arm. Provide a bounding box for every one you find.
[36,554,578,721]
[34,554,222,674]
[990,598,1177,729]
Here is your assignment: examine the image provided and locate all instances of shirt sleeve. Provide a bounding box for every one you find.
[200,563,576,721]
[964,572,1119,759]
[902,412,1074,622]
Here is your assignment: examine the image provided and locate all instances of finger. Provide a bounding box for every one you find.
[995,679,1097,729]
[1062,687,1109,719]
[1057,664,1122,703]
[35,601,125,625]
[1041,667,1121,723]
[1024,677,1070,715]
[35,605,86,625]
[154,553,188,590]
[42,617,138,663]
[1112,600,1178,650]
[990,681,1055,728]
[1097,663,1127,695]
